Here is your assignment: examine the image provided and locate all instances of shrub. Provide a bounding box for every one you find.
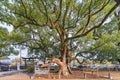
[27,65,34,73]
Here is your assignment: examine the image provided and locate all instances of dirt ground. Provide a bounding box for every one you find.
[98,71,120,80]
[36,70,120,80]
[0,70,120,80]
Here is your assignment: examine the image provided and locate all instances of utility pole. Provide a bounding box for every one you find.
[20,48,22,65]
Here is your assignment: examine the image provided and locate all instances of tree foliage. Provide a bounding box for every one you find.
[0,27,19,57]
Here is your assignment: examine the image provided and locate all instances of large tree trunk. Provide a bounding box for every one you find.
[41,58,69,78]
[60,38,71,76]
[50,23,70,78]
[41,39,72,78]
[51,58,69,78]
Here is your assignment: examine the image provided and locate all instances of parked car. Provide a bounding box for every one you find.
[50,63,59,73]
[89,65,98,69]
[0,64,9,71]
[0,62,11,71]
[77,65,84,69]
[99,65,109,70]
[114,64,120,71]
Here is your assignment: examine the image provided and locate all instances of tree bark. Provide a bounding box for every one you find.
[51,58,69,78]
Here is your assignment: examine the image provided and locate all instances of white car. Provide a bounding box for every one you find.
[90,65,98,69]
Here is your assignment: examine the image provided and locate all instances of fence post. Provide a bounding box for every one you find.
[108,73,112,80]
[84,73,86,79]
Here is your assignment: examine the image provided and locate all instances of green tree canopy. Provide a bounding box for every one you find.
[0,0,119,76]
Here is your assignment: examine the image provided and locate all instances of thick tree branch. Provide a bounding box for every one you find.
[65,4,82,30]
[15,22,47,29]
[68,3,118,40]
[11,12,48,29]
[62,1,71,28]
[0,18,15,27]
[82,0,92,33]
[75,43,106,58]
[41,0,49,24]
[12,11,37,23]
[91,0,110,16]
[20,0,27,17]
[85,0,92,27]
[55,0,62,23]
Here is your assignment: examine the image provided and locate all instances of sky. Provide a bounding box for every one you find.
[8,49,28,60]
[0,23,13,32]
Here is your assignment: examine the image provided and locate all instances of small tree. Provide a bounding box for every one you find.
[27,61,35,79]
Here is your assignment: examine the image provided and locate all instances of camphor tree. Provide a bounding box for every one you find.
[0,0,119,77]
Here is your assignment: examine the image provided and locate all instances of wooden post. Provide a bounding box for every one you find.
[92,70,94,75]
[108,67,112,80]
[97,67,99,78]
[108,73,112,80]
[91,70,94,79]
[84,73,86,79]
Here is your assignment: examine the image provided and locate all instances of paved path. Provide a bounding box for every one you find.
[0,69,27,76]
[0,70,18,76]
[0,72,30,80]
